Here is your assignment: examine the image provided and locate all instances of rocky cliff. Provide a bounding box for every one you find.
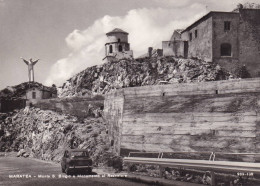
[0,106,115,165]
[59,56,247,97]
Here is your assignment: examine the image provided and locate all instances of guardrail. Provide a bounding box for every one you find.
[124,152,260,186]
[128,151,260,158]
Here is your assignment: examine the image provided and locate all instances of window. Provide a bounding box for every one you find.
[221,43,232,56]
[224,21,231,31]
[32,92,36,99]
[118,39,121,42]
[189,33,192,41]
[71,151,89,158]
[119,45,123,52]
[195,30,198,38]
[109,45,113,53]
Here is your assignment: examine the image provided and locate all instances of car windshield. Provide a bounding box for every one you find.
[71,151,89,157]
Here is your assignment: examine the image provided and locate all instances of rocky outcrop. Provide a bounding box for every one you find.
[0,107,111,165]
[59,56,234,97]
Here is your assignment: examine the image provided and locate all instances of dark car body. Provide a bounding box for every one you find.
[61,149,92,175]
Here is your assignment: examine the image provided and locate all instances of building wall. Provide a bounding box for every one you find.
[105,42,130,56]
[33,96,104,119]
[105,78,260,156]
[105,32,132,61]
[26,88,43,100]
[25,88,55,100]
[107,33,128,43]
[170,31,182,41]
[238,9,260,77]
[104,90,124,154]
[182,17,213,62]
[162,40,184,57]
[212,13,240,74]
[42,90,53,99]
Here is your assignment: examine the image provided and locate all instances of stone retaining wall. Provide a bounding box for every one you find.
[104,78,260,159]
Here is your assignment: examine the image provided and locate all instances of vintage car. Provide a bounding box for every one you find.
[61,149,92,175]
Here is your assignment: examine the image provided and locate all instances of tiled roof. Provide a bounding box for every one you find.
[106,28,128,35]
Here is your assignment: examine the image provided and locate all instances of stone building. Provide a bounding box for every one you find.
[103,28,133,62]
[25,87,56,100]
[162,8,260,77]
[0,82,57,112]
[162,29,187,58]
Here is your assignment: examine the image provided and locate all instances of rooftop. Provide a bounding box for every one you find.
[106,28,128,35]
[175,29,184,34]
[182,11,239,33]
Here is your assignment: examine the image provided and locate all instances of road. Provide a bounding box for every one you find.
[0,157,148,186]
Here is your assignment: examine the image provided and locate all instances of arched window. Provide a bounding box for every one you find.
[119,45,123,52]
[118,39,121,42]
[109,45,113,53]
[221,43,232,56]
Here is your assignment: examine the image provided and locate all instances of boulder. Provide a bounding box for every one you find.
[17,149,26,157]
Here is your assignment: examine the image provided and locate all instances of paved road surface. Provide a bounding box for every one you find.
[0,157,148,186]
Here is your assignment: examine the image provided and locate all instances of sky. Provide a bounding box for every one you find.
[0,0,259,90]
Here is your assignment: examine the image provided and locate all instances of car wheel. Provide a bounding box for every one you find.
[87,168,92,175]
[65,166,70,175]
[61,166,65,173]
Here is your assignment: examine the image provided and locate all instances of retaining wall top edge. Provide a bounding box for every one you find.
[104,78,260,98]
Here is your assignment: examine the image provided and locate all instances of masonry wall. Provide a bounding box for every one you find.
[105,42,131,56]
[107,33,128,43]
[42,90,56,99]
[0,99,26,113]
[212,13,240,74]
[170,31,182,40]
[26,89,43,100]
[105,78,260,157]
[33,96,104,120]
[104,90,124,154]
[162,41,184,57]
[182,17,213,62]
[238,9,260,77]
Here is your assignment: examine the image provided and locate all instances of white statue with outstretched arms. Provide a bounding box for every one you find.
[20,57,40,82]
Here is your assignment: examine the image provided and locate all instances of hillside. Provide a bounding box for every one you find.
[59,56,248,97]
[0,106,118,166]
